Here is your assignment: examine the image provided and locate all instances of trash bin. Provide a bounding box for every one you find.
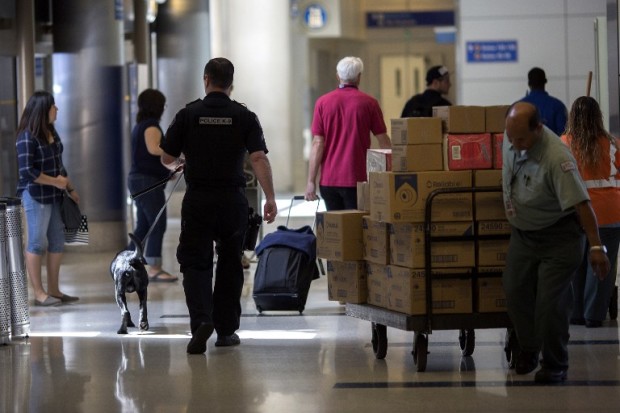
[0,197,30,338]
[0,202,11,344]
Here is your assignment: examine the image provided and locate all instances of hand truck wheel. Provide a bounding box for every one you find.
[371,323,388,359]
[412,332,428,372]
[458,329,475,356]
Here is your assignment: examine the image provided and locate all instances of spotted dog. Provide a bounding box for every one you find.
[109,233,149,334]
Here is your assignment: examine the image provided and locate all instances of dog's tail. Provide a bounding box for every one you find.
[128,233,145,260]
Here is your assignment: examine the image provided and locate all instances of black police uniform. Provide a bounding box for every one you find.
[400,89,452,118]
[161,92,268,336]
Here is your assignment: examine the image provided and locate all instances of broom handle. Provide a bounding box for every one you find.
[586,71,593,97]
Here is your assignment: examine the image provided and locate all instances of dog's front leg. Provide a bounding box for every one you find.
[116,288,133,334]
[137,288,149,331]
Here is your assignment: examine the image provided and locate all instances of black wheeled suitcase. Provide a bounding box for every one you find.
[252,196,320,314]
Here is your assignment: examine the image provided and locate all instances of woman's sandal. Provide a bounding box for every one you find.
[149,270,179,283]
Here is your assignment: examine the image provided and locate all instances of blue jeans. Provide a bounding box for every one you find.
[21,190,65,255]
[572,226,620,322]
[319,185,357,211]
[127,173,167,266]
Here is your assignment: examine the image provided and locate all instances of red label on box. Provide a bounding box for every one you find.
[493,133,503,169]
[447,134,492,170]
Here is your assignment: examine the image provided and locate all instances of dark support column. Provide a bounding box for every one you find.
[52,0,127,251]
[16,0,35,113]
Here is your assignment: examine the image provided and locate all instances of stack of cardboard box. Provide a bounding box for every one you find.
[318,105,512,316]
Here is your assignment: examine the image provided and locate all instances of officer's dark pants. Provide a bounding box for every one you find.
[177,188,248,336]
[503,214,584,371]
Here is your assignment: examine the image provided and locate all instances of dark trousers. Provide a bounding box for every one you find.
[127,173,167,264]
[319,185,357,211]
[177,188,248,336]
[503,215,584,370]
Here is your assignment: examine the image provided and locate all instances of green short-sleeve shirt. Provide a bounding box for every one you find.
[501,126,589,230]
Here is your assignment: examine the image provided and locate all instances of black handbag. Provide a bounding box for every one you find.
[61,190,82,231]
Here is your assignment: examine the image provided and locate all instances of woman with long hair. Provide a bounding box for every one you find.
[562,96,620,327]
[16,90,80,306]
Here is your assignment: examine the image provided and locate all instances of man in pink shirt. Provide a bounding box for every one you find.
[305,56,391,210]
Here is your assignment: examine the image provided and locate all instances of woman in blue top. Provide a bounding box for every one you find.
[16,91,80,306]
[128,89,178,282]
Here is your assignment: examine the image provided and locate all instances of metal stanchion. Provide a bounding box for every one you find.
[0,202,11,344]
[0,198,30,338]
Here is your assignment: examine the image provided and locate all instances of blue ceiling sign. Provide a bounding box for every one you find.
[466,40,519,63]
[366,11,454,28]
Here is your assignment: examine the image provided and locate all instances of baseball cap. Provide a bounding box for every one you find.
[426,65,449,85]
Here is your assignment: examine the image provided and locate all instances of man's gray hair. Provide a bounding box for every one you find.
[337,56,364,83]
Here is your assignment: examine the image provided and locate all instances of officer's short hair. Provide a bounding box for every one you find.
[337,57,363,83]
[204,58,234,89]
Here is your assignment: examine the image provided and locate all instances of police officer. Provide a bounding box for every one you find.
[501,102,609,383]
[161,57,277,354]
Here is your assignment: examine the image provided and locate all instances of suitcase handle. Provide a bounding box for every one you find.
[286,195,321,228]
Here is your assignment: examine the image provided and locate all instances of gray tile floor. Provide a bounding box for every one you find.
[1,198,620,413]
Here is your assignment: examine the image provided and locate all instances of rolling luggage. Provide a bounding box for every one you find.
[252,196,320,314]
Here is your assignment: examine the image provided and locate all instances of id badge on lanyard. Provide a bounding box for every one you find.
[506,152,525,218]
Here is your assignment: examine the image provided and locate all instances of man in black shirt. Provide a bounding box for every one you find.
[161,57,277,354]
[400,65,452,118]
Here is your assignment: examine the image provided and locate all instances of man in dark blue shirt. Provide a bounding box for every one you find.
[520,67,568,136]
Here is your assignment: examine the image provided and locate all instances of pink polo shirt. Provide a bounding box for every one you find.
[311,86,387,187]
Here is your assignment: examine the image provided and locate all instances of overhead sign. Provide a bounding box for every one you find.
[466,40,518,63]
[304,4,328,29]
[367,11,454,28]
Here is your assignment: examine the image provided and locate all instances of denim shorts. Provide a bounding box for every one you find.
[21,190,65,255]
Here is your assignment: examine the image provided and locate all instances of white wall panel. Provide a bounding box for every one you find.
[458,0,607,108]
[459,18,567,80]
[567,0,606,15]
[567,16,599,74]
[461,79,523,105]
[459,0,565,18]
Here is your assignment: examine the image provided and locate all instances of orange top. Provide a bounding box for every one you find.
[561,134,620,225]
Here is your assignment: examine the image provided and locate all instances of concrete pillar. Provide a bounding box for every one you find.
[51,0,127,251]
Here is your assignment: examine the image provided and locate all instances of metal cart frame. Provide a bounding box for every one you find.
[346,186,516,371]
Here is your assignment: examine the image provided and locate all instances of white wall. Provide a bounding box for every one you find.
[457,0,607,107]
[210,0,292,193]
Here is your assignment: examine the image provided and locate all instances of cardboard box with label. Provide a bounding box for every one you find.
[357,181,370,212]
[316,210,366,261]
[363,216,390,264]
[432,106,486,133]
[369,171,473,223]
[386,266,473,315]
[367,148,392,178]
[473,169,505,220]
[326,260,367,303]
[477,220,511,236]
[389,221,475,268]
[366,263,390,309]
[493,133,504,169]
[391,117,443,145]
[446,133,493,170]
[477,239,509,266]
[485,105,510,133]
[476,276,507,313]
[391,143,444,172]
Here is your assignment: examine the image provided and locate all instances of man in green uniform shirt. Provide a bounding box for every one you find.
[501,102,610,383]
